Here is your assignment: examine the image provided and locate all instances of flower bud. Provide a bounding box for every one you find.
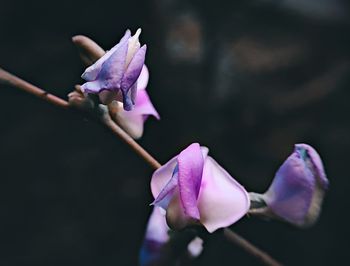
[80,29,146,111]
[250,143,329,227]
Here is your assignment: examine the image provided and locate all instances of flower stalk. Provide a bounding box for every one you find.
[0,67,161,170]
[0,67,69,108]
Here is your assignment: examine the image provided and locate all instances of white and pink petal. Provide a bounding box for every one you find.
[198,157,250,233]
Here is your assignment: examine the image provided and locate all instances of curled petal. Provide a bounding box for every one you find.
[98,39,128,85]
[151,156,178,198]
[126,28,142,66]
[130,82,138,104]
[80,80,101,94]
[122,89,134,111]
[152,166,179,209]
[177,143,204,220]
[198,157,250,233]
[166,188,198,230]
[80,35,129,106]
[81,30,131,81]
[121,45,147,92]
[80,29,148,111]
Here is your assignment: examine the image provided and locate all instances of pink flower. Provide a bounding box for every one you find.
[151,143,250,233]
[108,65,160,139]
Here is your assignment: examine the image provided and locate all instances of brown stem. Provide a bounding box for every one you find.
[102,114,161,170]
[0,68,69,109]
[72,35,105,65]
[0,67,161,170]
[223,229,282,266]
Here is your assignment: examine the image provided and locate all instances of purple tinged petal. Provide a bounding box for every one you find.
[121,45,147,92]
[151,144,207,230]
[130,82,138,104]
[151,156,178,198]
[126,28,142,66]
[134,90,160,119]
[139,207,170,266]
[198,157,250,233]
[144,207,169,244]
[152,166,179,209]
[81,32,130,106]
[137,65,149,91]
[80,29,148,110]
[98,38,128,85]
[80,80,101,94]
[166,188,197,230]
[81,30,131,81]
[265,148,317,225]
[177,143,204,220]
[122,89,134,111]
[80,37,129,104]
[151,143,250,232]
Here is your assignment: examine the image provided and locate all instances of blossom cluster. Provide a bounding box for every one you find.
[77,28,329,266]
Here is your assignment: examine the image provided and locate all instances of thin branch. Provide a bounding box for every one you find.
[0,67,161,170]
[72,35,105,65]
[102,114,161,169]
[0,68,69,108]
[223,229,282,266]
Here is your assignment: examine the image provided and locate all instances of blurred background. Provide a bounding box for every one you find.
[0,0,349,265]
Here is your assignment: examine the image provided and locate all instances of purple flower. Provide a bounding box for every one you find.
[139,207,204,266]
[151,143,250,233]
[261,143,329,227]
[139,207,170,266]
[108,65,160,139]
[81,29,146,111]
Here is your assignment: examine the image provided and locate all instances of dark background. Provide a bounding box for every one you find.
[1,0,349,265]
